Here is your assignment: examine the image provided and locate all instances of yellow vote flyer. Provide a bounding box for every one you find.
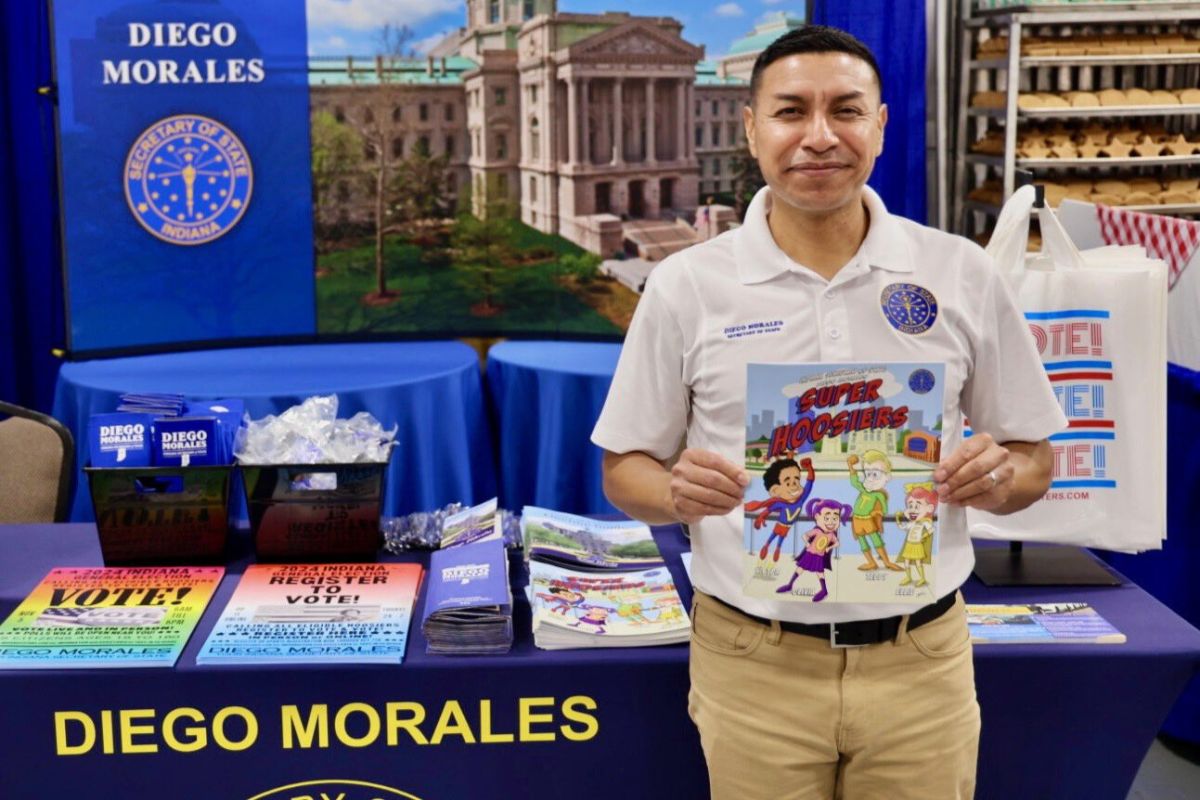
[0,566,224,669]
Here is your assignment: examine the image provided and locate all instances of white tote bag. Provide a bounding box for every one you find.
[968,187,1168,553]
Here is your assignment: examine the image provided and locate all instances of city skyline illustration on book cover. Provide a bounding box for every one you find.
[743,362,946,604]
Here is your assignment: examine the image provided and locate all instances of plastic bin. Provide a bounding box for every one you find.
[240,461,389,562]
[85,465,233,565]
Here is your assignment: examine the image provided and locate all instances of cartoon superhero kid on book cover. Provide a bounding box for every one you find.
[743,363,946,604]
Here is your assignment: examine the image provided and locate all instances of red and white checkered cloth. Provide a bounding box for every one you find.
[1096,203,1200,288]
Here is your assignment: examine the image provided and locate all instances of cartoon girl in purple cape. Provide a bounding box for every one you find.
[777,498,850,602]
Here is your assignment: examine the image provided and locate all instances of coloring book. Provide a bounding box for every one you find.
[521,507,663,571]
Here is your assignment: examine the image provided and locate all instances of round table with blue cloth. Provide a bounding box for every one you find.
[486,341,622,515]
[53,341,495,521]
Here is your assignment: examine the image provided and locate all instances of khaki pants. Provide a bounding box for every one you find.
[688,591,980,800]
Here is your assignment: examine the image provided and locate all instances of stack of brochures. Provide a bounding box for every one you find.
[966,602,1126,645]
[421,499,513,655]
[523,507,690,650]
[196,563,424,665]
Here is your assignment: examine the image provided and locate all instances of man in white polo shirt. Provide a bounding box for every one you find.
[591,25,1066,800]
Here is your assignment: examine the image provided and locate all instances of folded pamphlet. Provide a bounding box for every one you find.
[441,498,503,549]
[423,539,513,655]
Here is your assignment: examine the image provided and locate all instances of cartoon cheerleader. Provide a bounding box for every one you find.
[653,596,685,625]
[777,498,850,602]
[745,456,816,563]
[895,482,937,587]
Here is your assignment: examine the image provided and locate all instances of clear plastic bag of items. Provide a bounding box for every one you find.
[234,394,396,470]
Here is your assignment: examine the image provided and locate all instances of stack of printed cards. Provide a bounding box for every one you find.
[87,397,245,468]
[116,392,186,417]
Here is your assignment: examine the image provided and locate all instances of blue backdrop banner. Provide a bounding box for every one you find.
[0,0,62,410]
[53,0,315,353]
[811,0,928,224]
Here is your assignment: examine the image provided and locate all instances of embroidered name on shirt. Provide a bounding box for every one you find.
[724,320,784,339]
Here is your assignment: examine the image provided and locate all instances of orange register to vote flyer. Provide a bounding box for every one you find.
[197,563,424,665]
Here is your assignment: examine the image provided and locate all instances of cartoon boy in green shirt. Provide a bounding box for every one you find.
[847,451,902,572]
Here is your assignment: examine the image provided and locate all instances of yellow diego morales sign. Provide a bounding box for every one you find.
[53,696,600,756]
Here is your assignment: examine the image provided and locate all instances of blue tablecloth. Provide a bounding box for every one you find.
[1098,363,1200,744]
[0,526,1198,799]
[52,342,495,521]
[486,341,621,515]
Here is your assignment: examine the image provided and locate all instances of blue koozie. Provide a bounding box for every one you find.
[87,413,154,467]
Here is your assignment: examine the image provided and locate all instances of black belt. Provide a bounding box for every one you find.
[706,590,958,647]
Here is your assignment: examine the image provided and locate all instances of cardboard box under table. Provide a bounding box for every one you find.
[240,462,390,562]
[84,465,233,565]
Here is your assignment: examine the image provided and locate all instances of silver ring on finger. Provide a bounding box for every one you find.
[988,469,999,488]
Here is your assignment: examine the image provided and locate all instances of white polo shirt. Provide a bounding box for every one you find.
[591,185,1067,624]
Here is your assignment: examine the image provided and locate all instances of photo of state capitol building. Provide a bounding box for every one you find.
[310,2,802,257]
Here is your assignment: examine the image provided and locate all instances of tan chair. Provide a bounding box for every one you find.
[0,401,74,522]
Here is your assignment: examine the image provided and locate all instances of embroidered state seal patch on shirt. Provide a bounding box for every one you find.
[881,283,939,335]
